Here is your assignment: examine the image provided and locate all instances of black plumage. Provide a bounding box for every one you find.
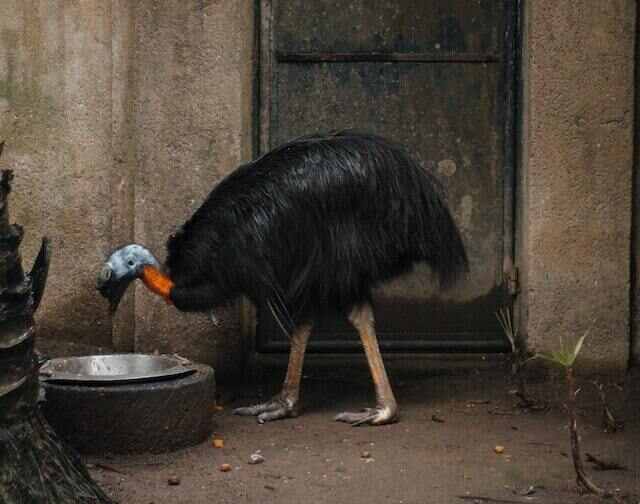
[165,131,468,332]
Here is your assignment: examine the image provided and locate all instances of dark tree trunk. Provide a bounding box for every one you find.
[0,149,112,503]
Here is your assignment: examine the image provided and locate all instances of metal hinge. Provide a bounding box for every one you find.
[506,266,519,297]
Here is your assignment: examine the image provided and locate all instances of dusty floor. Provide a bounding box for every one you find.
[87,365,640,504]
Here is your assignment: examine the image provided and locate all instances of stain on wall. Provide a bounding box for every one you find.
[0,0,254,380]
[0,0,114,348]
[633,3,640,366]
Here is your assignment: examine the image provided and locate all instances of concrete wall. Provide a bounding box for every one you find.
[128,1,254,378]
[0,1,254,379]
[519,0,636,373]
[633,5,640,366]
[0,0,114,348]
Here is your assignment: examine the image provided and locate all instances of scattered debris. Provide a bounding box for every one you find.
[431,414,445,423]
[524,402,549,413]
[494,446,505,454]
[526,441,553,447]
[592,381,624,433]
[361,451,372,459]
[219,463,232,472]
[264,484,276,491]
[602,408,622,433]
[457,496,526,504]
[248,453,265,465]
[513,485,537,496]
[212,438,224,449]
[167,476,181,486]
[87,462,127,475]
[586,453,628,472]
[488,409,519,417]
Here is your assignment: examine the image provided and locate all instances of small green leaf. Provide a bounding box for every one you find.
[534,329,591,368]
[555,352,570,367]
[572,329,589,362]
[534,352,568,367]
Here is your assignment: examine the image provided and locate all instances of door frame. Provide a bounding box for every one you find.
[242,0,522,366]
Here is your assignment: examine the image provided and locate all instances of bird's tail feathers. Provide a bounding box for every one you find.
[421,172,469,289]
[393,145,469,289]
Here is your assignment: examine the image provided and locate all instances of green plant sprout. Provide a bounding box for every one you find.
[535,329,615,499]
[535,331,587,368]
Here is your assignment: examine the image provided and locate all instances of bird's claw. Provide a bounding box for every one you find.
[334,406,398,426]
[233,395,298,424]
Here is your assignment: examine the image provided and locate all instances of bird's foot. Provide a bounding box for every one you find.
[233,394,298,424]
[334,405,398,426]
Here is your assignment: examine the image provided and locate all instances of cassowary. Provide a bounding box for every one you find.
[97,131,468,426]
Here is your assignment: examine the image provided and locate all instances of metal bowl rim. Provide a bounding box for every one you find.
[39,353,196,385]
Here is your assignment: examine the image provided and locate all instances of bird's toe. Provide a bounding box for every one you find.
[233,405,261,416]
[233,395,298,422]
[233,401,281,417]
[257,407,297,424]
[334,409,374,424]
[335,406,397,426]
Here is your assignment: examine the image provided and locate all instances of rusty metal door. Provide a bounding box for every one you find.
[256,0,518,353]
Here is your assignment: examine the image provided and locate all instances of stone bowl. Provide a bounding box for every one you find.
[40,354,215,455]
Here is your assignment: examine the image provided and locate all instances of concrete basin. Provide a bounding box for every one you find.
[40,354,215,455]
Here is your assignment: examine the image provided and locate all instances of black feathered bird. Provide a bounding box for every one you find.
[97,131,468,425]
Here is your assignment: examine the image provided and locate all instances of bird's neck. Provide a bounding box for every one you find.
[141,266,174,303]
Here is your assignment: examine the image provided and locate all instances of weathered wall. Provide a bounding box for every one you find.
[519,0,636,373]
[633,5,640,366]
[0,1,254,379]
[0,0,114,348]
[128,1,254,377]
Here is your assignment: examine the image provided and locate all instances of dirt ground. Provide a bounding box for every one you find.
[87,364,640,504]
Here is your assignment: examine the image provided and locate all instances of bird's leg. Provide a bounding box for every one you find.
[234,323,312,424]
[335,303,398,426]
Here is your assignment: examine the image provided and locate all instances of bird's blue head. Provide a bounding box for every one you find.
[97,244,160,312]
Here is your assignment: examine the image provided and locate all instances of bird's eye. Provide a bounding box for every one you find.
[127,260,135,267]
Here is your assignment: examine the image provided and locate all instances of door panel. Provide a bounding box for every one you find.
[257,0,517,353]
[274,0,502,54]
